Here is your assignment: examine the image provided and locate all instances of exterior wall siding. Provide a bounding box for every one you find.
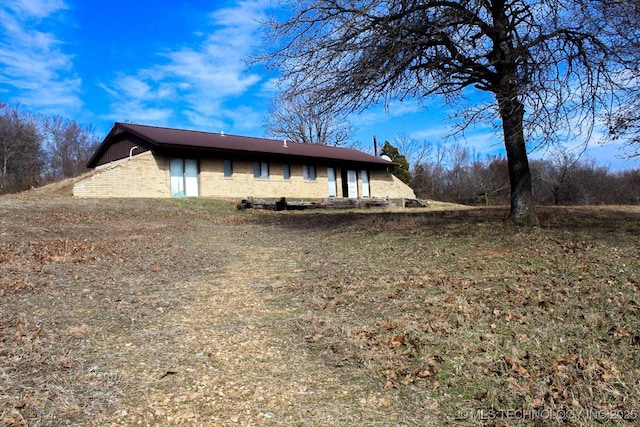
[368,169,416,199]
[73,151,169,198]
[95,138,149,167]
[74,152,416,199]
[199,159,337,199]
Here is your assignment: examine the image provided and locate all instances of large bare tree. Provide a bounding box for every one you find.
[260,0,637,225]
[602,1,640,157]
[264,93,353,145]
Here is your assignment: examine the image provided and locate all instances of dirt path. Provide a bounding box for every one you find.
[1,198,423,426]
[94,222,402,426]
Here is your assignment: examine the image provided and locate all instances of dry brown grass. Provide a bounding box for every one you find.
[1,194,638,426]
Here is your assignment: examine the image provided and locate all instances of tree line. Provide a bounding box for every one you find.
[408,144,639,206]
[0,103,100,194]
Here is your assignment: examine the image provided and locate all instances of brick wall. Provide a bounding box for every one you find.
[73,151,169,198]
[74,152,416,199]
[199,159,333,199]
[369,169,416,199]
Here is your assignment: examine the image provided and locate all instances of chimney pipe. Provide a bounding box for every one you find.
[373,135,378,156]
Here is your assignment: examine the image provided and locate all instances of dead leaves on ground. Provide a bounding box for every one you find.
[2,201,639,425]
[290,209,640,423]
[0,237,134,300]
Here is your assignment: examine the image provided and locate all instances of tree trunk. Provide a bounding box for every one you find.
[2,148,7,191]
[490,0,539,226]
[498,95,539,226]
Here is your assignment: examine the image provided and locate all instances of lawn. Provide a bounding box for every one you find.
[1,192,638,426]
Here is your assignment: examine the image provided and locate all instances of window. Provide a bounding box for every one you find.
[253,161,269,179]
[303,164,317,181]
[223,159,233,178]
[283,163,291,180]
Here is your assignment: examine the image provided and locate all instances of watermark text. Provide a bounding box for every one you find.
[456,407,637,422]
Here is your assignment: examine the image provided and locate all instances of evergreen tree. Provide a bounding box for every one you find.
[381,141,411,185]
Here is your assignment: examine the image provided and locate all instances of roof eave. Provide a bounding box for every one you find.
[157,142,396,168]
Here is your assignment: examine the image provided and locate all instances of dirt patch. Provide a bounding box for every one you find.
[1,196,639,426]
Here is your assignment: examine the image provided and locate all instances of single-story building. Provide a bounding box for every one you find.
[73,122,416,200]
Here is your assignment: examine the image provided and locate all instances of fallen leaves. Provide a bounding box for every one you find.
[2,198,639,426]
[287,207,640,423]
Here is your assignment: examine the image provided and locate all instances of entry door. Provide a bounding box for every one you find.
[184,159,199,196]
[170,158,185,196]
[361,170,370,197]
[170,158,199,197]
[327,167,337,197]
[347,170,358,199]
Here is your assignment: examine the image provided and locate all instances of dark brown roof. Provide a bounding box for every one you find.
[87,122,395,168]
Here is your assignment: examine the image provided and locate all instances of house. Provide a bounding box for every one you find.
[73,122,416,201]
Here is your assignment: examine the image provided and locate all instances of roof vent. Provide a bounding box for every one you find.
[283,139,288,147]
[221,131,225,136]
[381,155,392,162]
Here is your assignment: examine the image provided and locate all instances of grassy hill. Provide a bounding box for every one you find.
[1,193,638,426]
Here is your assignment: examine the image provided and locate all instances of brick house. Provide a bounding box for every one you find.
[73,122,416,200]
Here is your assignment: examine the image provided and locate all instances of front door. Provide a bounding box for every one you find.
[184,159,199,196]
[327,167,337,197]
[361,170,370,197]
[347,170,358,198]
[170,158,199,197]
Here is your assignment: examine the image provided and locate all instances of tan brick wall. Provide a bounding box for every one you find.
[74,152,416,199]
[199,159,330,199]
[369,169,416,199]
[73,151,169,198]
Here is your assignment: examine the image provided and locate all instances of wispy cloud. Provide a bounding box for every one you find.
[99,74,173,124]
[0,0,81,114]
[101,0,268,132]
[8,0,67,19]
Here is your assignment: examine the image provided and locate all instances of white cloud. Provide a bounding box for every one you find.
[5,0,67,20]
[223,104,267,134]
[257,77,280,96]
[0,1,81,114]
[98,76,175,126]
[101,0,269,133]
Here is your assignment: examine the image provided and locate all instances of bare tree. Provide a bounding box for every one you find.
[446,143,472,203]
[264,93,353,146]
[0,103,101,192]
[44,117,100,180]
[393,132,433,168]
[601,1,640,156]
[617,169,640,204]
[0,103,43,193]
[260,0,635,225]
[534,148,582,205]
[472,156,510,205]
[411,142,447,199]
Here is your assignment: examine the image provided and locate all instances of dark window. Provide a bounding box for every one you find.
[223,159,233,177]
[253,161,269,179]
[303,164,316,181]
[283,163,291,180]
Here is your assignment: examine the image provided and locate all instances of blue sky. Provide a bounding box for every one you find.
[1,0,638,170]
